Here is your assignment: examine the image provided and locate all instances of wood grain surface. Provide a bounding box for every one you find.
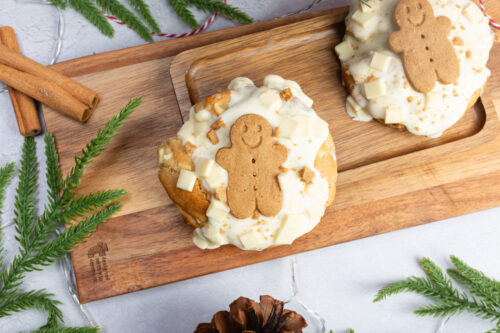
[41,5,500,304]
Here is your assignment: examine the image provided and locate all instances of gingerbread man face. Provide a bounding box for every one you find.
[216,114,287,219]
[389,0,460,93]
[395,0,432,28]
[231,114,272,149]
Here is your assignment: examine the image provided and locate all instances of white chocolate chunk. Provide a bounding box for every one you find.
[239,230,265,249]
[176,169,197,192]
[306,199,325,221]
[335,40,355,61]
[275,214,304,245]
[263,75,285,90]
[195,158,215,177]
[205,164,227,190]
[346,96,373,122]
[158,148,165,164]
[259,89,282,110]
[228,77,255,90]
[370,52,392,72]
[177,121,194,142]
[463,3,485,24]
[363,79,387,100]
[204,224,224,244]
[351,9,376,28]
[279,117,300,139]
[384,107,406,124]
[194,109,212,122]
[163,153,173,161]
[206,199,230,222]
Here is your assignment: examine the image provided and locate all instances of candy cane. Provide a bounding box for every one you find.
[478,0,500,29]
[104,0,227,38]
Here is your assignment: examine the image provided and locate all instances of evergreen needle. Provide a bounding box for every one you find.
[374,256,500,330]
[187,0,253,25]
[128,0,161,34]
[170,0,199,29]
[66,0,115,38]
[96,0,153,41]
[0,98,142,331]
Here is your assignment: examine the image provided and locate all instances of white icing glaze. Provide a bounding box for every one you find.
[177,75,333,250]
[338,0,494,137]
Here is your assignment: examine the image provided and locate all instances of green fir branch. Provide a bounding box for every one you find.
[32,327,100,333]
[170,0,198,29]
[0,163,15,220]
[49,0,68,9]
[375,256,500,331]
[128,0,161,34]
[13,137,38,252]
[66,0,115,38]
[96,0,153,41]
[0,290,62,328]
[187,0,253,25]
[449,255,500,308]
[0,98,142,331]
[28,203,121,269]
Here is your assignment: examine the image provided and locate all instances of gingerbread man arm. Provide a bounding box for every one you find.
[435,16,452,36]
[215,147,232,171]
[388,30,405,54]
[272,143,288,167]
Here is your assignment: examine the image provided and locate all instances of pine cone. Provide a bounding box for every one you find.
[194,295,307,333]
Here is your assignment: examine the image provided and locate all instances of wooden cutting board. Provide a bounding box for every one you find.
[41,6,500,304]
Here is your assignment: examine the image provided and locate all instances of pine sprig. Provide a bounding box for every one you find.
[49,0,252,41]
[13,137,38,252]
[96,0,153,41]
[0,290,63,328]
[33,327,100,333]
[0,163,15,220]
[28,203,122,269]
[66,0,115,38]
[187,0,253,25]
[170,0,198,29]
[374,256,500,330]
[0,98,142,331]
[128,0,161,34]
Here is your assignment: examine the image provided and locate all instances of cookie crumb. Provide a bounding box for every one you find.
[207,129,219,145]
[452,37,464,46]
[280,88,293,101]
[184,142,197,154]
[299,166,315,184]
[252,210,259,220]
[211,118,226,131]
[466,50,472,59]
[407,96,414,103]
[214,187,227,203]
[273,126,280,137]
[279,165,289,173]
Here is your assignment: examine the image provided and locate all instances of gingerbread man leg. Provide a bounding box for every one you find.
[226,175,256,219]
[256,177,283,217]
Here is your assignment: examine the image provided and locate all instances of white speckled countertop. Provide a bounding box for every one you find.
[0,1,499,332]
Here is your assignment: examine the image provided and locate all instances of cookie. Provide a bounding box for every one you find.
[336,0,494,137]
[389,0,460,93]
[216,114,288,219]
[158,75,337,250]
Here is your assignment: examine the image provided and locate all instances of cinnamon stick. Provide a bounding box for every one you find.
[0,64,92,122]
[0,27,41,136]
[0,41,99,122]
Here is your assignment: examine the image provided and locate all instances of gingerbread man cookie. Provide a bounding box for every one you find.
[388,0,460,93]
[216,114,287,219]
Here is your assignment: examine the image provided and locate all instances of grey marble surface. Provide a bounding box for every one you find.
[0,0,499,332]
